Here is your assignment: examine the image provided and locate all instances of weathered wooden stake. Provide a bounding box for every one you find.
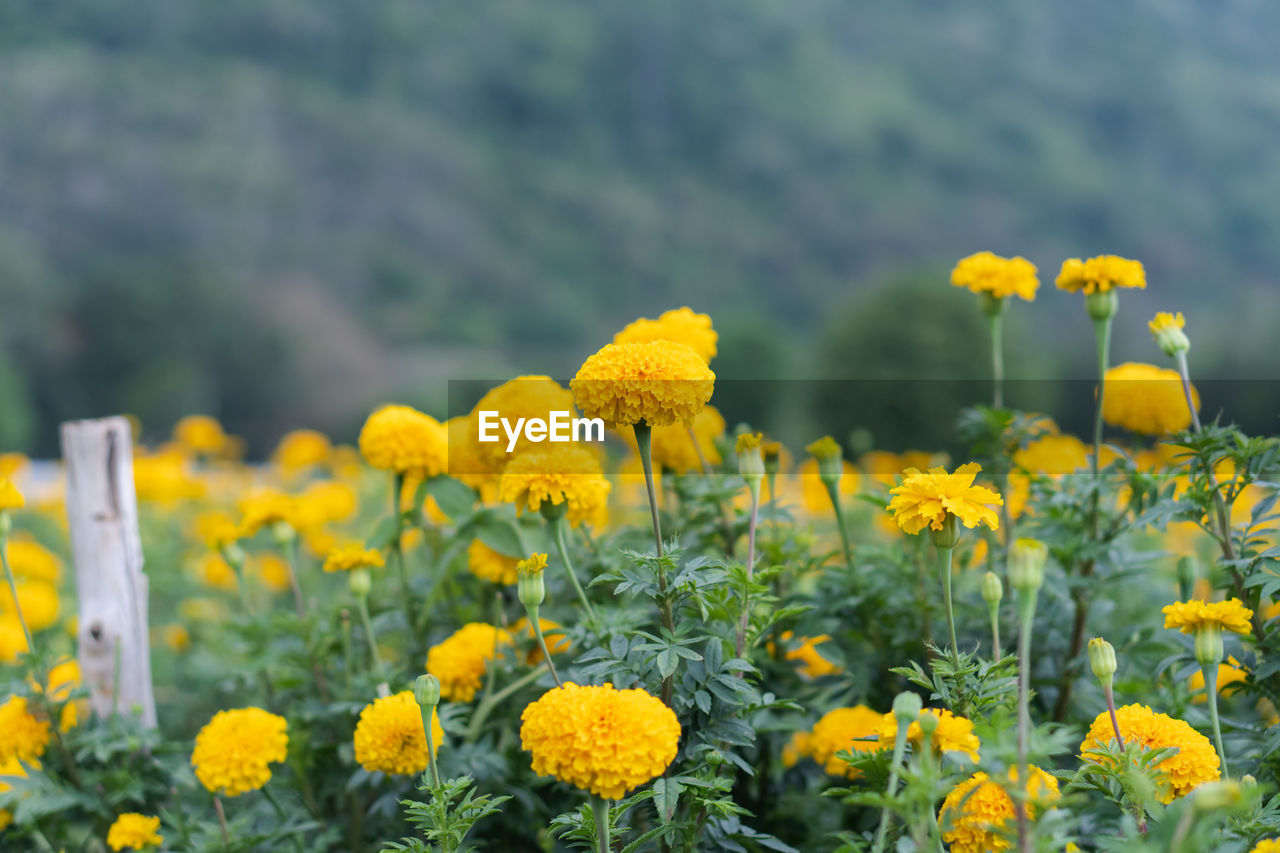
[61,416,157,728]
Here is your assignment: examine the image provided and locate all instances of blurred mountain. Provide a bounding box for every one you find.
[1,0,1278,452]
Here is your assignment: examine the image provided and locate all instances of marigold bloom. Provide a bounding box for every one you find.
[806,705,883,777]
[0,617,29,663]
[0,755,29,832]
[426,623,514,702]
[1149,311,1186,335]
[272,429,332,473]
[520,682,680,799]
[1102,362,1198,435]
[887,462,1003,534]
[1163,598,1253,635]
[471,376,577,469]
[498,446,612,527]
[467,539,519,585]
[613,307,718,363]
[45,658,83,732]
[1189,657,1247,702]
[950,251,1039,301]
[191,707,288,797]
[323,543,385,574]
[295,480,359,528]
[358,404,449,478]
[0,695,50,765]
[1079,704,1219,802]
[939,767,1060,853]
[516,552,548,576]
[0,478,24,511]
[353,691,444,776]
[1251,841,1280,853]
[2,580,59,632]
[775,631,842,678]
[571,340,715,428]
[132,448,206,503]
[781,731,810,768]
[877,707,980,761]
[237,489,299,535]
[805,436,841,460]
[106,813,163,851]
[193,511,243,551]
[173,415,227,455]
[1055,255,1147,293]
[445,415,501,497]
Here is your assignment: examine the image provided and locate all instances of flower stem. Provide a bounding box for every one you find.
[389,473,417,637]
[420,705,442,786]
[0,538,34,653]
[551,515,596,621]
[1015,586,1038,853]
[464,664,548,743]
[1104,683,1125,750]
[214,796,231,845]
[634,422,664,558]
[871,725,911,853]
[354,594,387,686]
[936,545,959,666]
[1203,662,1230,777]
[825,482,855,573]
[735,483,761,659]
[528,615,563,688]
[592,796,611,853]
[988,310,1005,409]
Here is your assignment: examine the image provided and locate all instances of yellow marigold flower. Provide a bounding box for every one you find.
[1251,841,1280,853]
[805,436,841,460]
[237,489,298,535]
[196,553,238,591]
[253,554,292,593]
[2,580,60,632]
[806,705,883,778]
[877,708,981,761]
[1102,362,1197,435]
[498,446,612,527]
[1163,598,1253,635]
[445,416,501,497]
[106,813,163,851]
[1006,434,1092,518]
[1189,657,1247,702]
[323,543,385,574]
[950,251,1039,301]
[161,624,190,652]
[426,623,513,702]
[513,617,571,662]
[613,306,718,363]
[1055,255,1147,293]
[192,511,242,551]
[0,755,30,832]
[0,453,28,480]
[133,447,206,503]
[191,707,288,797]
[887,462,1003,534]
[516,552,548,576]
[781,731,810,769]
[1149,311,1185,335]
[570,340,715,428]
[470,376,577,470]
[173,414,227,455]
[735,432,764,454]
[3,539,61,583]
[520,682,680,799]
[272,429,332,473]
[0,617,29,663]
[775,631,842,678]
[1080,703,1219,802]
[466,539,519,585]
[295,481,359,528]
[939,766,1060,853]
[0,695,50,764]
[0,478,24,511]
[358,404,449,478]
[353,691,444,776]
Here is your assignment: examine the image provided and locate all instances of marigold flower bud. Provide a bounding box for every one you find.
[517,554,547,612]
[1191,780,1242,812]
[915,708,939,740]
[736,432,765,483]
[1008,538,1048,592]
[348,567,372,598]
[270,520,296,546]
[1085,289,1119,322]
[1087,638,1117,687]
[415,674,441,708]
[222,542,246,571]
[1149,312,1190,358]
[1194,624,1224,669]
[762,441,781,476]
[892,691,923,723]
[981,571,1003,608]
[1241,774,1257,790]
[805,436,843,485]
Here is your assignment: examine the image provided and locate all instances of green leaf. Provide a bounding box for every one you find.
[426,475,479,519]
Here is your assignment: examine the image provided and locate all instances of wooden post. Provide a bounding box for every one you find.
[61,416,157,728]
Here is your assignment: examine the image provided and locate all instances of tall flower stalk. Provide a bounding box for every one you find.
[735,433,765,658]
[1009,538,1047,853]
[807,436,853,572]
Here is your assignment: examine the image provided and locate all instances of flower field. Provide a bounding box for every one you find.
[3,265,1280,852]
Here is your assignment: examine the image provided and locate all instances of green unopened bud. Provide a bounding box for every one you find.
[978,292,1006,319]
[1008,538,1048,592]
[1149,312,1190,358]
[517,553,548,611]
[762,441,781,477]
[892,691,923,723]
[415,674,441,708]
[735,433,765,483]
[1088,637,1117,687]
[805,436,843,485]
[1191,780,1242,812]
[1085,289,1118,322]
[221,542,247,571]
[348,567,372,598]
[1194,624,1224,669]
[538,500,567,523]
[1241,774,1257,790]
[981,571,1003,608]
[0,511,11,537]
[915,709,939,739]
[271,520,296,546]
[929,513,958,550]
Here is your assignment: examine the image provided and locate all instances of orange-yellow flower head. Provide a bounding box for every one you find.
[887,462,1003,535]
[1163,598,1253,636]
[426,622,513,702]
[877,707,980,761]
[470,376,577,469]
[237,489,299,536]
[775,631,842,678]
[173,414,227,455]
[467,539,520,585]
[1102,362,1198,435]
[0,478,24,512]
[191,707,288,797]
[613,307,718,363]
[272,429,332,474]
[1149,311,1190,356]
[0,695,51,765]
[1055,255,1147,294]
[1250,841,1280,853]
[106,813,163,851]
[571,340,715,429]
[352,691,444,776]
[520,682,680,799]
[951,251,1039,301]
[1080,704,1219,802]
[806,705,883,778]
[498,446,612,527]
[358,404,449,479]
[322,543,385,574]
[939,767,1060,853]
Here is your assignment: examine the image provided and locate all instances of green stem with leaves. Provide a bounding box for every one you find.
[1015,584,1039,853]
[464,664,549,743]
[1203,662,1230,778]
[936,545,959,666]
[871,723,911,853]
[824,482,855,573]
[635,421,677,707]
